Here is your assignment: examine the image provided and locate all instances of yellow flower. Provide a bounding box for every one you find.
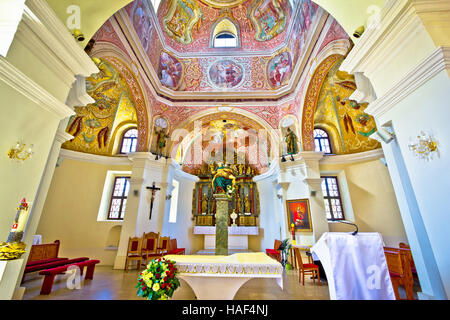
[152,283,160,292]
[159,294,168,300]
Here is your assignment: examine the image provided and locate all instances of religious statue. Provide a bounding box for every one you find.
[155,127,169,155]
[201,193,208,214]
[235,192,241,214]
[244,194,251,214]
[238,164,245,176]
[285,127,299,155]
[211,163,236,194]
[246,166,252,176]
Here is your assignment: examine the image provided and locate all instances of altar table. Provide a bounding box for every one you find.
[164,253,283,300]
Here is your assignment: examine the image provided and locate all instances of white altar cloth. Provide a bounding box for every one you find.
[311,232,395,300]
[164,253,283,300]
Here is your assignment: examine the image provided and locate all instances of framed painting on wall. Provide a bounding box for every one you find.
[286,199,312,232]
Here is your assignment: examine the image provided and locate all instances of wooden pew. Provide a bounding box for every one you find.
[39,259,100,295]
[384,249,414,300]
[385,246,417,276]
[27,240,60,262]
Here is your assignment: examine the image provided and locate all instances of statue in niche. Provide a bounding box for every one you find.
[244,194,251,214]
[235,192,241,214]
[155,127,169,156]
[285,127,299,155]
[238,164,245,176]
[201,193,208,214]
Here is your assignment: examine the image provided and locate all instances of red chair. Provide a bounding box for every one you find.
[167,239,185,255]
[157,236,170,255]
[141,232,160,265]
[294,247,321,286]
[265,240,282,263]
[125,237,142,271]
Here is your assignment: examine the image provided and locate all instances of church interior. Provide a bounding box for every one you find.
[0,0,449,301]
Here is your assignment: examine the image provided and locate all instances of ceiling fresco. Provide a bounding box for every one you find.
[79,0,360,158]
[314,59,380,154]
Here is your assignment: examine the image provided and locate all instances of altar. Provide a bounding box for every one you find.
[165,252,283,300]
[194,226,259,251]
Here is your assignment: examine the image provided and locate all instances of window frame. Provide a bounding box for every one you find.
[314,128,333,154]
[321,176,345,221]
[213,32,238,48]
[107,176,130,221]
[119,128,138,154]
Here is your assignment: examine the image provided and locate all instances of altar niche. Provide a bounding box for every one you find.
[192,162,260,228]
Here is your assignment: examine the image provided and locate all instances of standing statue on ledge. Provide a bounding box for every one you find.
[155,127,169,156]
[211,163,236,194]
[285,127,299,155]
[244,194,251,214]
[201,193,208,214]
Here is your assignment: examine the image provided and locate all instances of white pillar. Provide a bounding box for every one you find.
[114,154,169,269]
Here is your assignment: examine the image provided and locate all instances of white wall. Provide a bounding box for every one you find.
[36,158,132,266]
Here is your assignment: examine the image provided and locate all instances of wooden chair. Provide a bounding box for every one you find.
[125,237,142,271]
[384,249,414,300]
[293,247,321,286]
[167,239,185,255]
[399,243,417,276]
[265,240,282,263]
[141,232,160,265]
[157,236,171,255]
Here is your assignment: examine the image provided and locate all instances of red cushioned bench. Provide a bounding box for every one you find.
[39,259,100,295]
[26,258,68,267]
[22,257,88,284]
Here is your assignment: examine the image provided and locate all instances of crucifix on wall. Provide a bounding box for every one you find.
[146,182,161,220]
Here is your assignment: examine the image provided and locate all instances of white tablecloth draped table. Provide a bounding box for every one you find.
[164,252,283,300]
[311,232,395,300]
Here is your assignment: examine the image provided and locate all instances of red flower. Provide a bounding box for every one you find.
[156,274,160,279]
[164,276,168,282]
[142,286,147,290]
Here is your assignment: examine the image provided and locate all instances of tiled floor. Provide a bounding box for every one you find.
[22,266,331,300]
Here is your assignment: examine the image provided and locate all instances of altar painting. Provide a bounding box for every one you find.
[247,0,287,42]
[267,51,292,88]
[208,60,244,89]
[286,199,312,232]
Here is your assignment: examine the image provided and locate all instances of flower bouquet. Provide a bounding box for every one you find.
[136,257,180,300]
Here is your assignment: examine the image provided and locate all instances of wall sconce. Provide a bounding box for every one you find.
[8,142,34,161]
[72,29,85,42]
[353,25,365,38]
[408,131,439,161]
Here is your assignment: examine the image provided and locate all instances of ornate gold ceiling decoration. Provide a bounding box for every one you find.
[199,0,247,8]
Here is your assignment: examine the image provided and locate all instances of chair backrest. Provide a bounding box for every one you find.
[169,239,178,251]
[384,249,413,282]
[274,239,282,251]
[293,247,305,271]
[127,237,141,255]
[159,236,170,251]
[142,232,159,253]
[399,242,410,249]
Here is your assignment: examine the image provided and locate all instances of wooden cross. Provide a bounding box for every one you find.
[146,182,161,220]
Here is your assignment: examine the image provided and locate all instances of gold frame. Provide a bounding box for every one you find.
[162,0,203,45]
[286,198,312,232]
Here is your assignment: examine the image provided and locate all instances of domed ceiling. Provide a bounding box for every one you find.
[120,0,324,98]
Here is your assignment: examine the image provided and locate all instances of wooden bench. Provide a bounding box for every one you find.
[385,246,417,276]
[24,257,88,274]
[384,249,414,300]
[27,240,60,262]
[39,259,100,295]
[26,258,68,267]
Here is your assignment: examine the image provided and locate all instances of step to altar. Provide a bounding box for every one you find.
[195,249,254,255]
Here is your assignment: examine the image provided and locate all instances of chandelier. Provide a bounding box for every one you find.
[408,132,439,161]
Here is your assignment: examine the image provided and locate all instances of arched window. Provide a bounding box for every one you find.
[120,128,138,154]
[211,18,239,48]
[314,128,332,154]
[214,32,237,48]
